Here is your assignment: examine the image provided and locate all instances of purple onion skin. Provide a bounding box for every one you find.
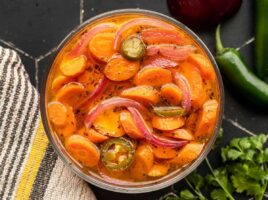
[167,0,242,29]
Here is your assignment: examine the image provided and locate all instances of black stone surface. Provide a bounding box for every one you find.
[0,0,267,199]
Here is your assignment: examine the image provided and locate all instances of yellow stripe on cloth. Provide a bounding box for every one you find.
[15,121,48,199]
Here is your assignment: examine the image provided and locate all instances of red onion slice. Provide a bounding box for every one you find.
[114,18,176,50]
[174,72,191,113]
[84,97,147,129]
[146,44,196,62]
[68,23,117,59]
[77,76,109,108]
[143,56,178,68]
[128,107,188,148]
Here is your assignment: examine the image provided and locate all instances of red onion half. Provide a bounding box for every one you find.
[167,0,242,29]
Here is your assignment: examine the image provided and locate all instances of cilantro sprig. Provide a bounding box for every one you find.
[164,131,268,200]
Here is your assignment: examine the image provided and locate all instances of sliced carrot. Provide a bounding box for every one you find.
[51,75,74,92]
[141,28,184,45]
[152,115,185,131]
[130,143,154,180]
[203,80,218,101]
[134,66,172,87]
[120,85,160,104]
[119,111,144,139]
[188,53,216,81]
[160,83,183,105]
[60,55,87,77]
[54,104,76,141]
[89,32,116,62]
[163,129,194,141]
[178,62,205,108]
[48,101,67,127]
[93,108,125,137]
[56,82,85,108]
[151,145,177,159]
[185,112,198,133]
[77,69,103,91]
[147,163,169,177]
[65,134,100,167]
[195,100,219,140]
[104,56,140,81]
[78,127,109,143]
[170,142,204,166]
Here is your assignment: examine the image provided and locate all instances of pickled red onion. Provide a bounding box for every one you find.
[174,72,191,113]
[84,97,147,129]
[114,18,176,50]
[127,107,188,148]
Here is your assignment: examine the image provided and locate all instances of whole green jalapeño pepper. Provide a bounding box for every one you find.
[255,0,268,78]
[215,25,268,107]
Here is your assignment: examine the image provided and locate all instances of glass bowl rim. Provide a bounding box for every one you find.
[40,8,225,194]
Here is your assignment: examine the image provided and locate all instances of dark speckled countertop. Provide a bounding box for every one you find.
[0,0,267,199]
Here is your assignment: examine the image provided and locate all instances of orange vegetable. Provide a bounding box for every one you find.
[77,69,102,89]
[185,112,198,132]
[160,83,183,105]
[130,143,154,180]
[163,129,194,141]
[119,111,144,139]
[104,56,140,81]
[55,82,85,108]
[65,135,100,167]
[78,127,108,143]
[188,53,216,81]
[47,102,67,127]
[195,100,219,140]
[60,55,87,77]
[152,145,177,159]
[89,32,116,62]
[178,62,205,108]
[54,104,76,140]
[120,85,160,104]
[147,163,169,177]
[170,142,204,165]
[134,66,172,86]
[51,75,74,92]
[93,108,125,137]
[152,116,185,131]
[141,28,184,45]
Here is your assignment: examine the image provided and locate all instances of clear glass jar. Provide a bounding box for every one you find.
[40,9,224,193]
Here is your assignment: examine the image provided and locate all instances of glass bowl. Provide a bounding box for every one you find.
[40,9,224,193]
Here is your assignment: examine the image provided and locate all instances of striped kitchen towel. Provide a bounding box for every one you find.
[0,46,96,200]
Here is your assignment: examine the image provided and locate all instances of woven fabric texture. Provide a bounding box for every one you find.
[0,46,96,200]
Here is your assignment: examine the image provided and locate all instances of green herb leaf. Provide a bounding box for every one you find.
[210,189,228,200]
[187,171,205,190]
[180,189,198,200]
[231,173,262,197]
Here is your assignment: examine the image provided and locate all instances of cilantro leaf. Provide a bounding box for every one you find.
[210,189,228,200]
[231,173,262,197]
[187,171,204,190]
[180,189,198,200]
[221,148,243,162]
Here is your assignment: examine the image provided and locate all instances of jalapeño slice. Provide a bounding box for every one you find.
[100,137,135,171]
